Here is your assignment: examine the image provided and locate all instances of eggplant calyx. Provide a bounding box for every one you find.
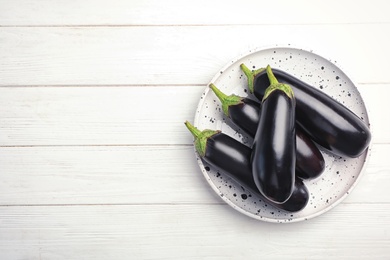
[209,83,242,117]
[240,63,266,94]
[263,65,294,101]
[184,121,220,157]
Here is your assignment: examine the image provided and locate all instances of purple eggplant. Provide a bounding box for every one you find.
[184,121,309,212]
[241,63,371,158]
[250,66,296,204]
[209,83,324,180]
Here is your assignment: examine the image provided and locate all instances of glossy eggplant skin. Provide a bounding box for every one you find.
[228,97,324,180]
[249,68,371,158]
[295,127,325,179]
[228,98,260,137]
[204,133,254,188]
[251,90,296,204]
[203,132,308,212]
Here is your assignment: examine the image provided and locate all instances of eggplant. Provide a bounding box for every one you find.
[184,121,309,212]
[209,83,324,179]
[251,66,296,204]
[295,129,325,179]
[241,63,371,158]
[209,83,260,137]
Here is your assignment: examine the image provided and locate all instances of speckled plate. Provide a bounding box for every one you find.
[193,46,371,223]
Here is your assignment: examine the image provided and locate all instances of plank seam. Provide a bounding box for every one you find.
[0,202,384,207]
[0,83,388,88]
[0,22,390,27]
[0,144,194,148]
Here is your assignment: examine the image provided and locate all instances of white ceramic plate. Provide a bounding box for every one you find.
[193,46,371,223]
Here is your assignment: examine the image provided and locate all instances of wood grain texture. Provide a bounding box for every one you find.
[0,144,388,205]
[0,1,389,259]
[0,85,387,146]
[0,86,204,145]
[0,0,389,25]
[0,204,389,259]
[0,145,212,205]
[0,25,390,86]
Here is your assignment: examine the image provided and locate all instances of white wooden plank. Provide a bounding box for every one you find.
[0,86,204,146]
[0,2,387,258]
[0,144,388,205]
[0,25,389,86]
[0,204,389,259]
[0,84,387,146]
[0,0,389,26]
[357,84,389,143]
[344,144,390,203]
[0,145,213,205]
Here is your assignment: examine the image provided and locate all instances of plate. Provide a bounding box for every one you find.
[193,46,371,223]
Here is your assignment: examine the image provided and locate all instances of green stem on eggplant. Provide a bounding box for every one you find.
[184,121,220,157]
[263,65,294,101]
[240,63,265,94]
[209,84,243,117]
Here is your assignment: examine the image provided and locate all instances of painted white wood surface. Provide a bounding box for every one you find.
[0,1,389,259]
[0,144,388,205]
[0,204,389,259]
[1,25,390,86]
[1,0,389,25]
[0,85,388,146]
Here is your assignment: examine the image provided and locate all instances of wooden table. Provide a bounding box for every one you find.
[1,1,389,259]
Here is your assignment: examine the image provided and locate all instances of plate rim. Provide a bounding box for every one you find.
[193,44,372,223]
